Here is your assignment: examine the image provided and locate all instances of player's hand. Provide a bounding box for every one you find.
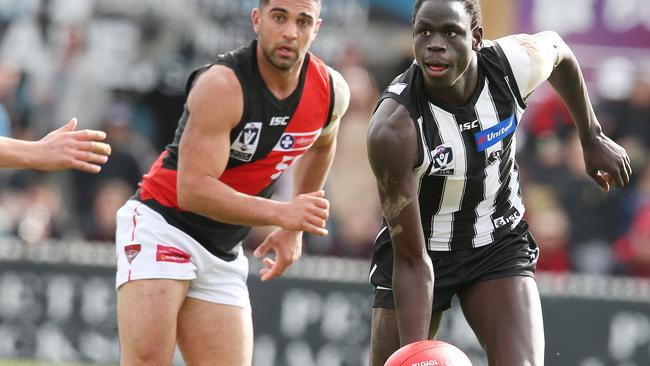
[278,191,329,236]
[581,132,631,192]
[33,117,112,173]
[253,228,302,281]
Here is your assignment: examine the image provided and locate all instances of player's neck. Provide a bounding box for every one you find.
[256,47,304,100]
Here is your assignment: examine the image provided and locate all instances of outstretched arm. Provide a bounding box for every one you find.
[541,31,631,190]
[368,99,433,345]
[0,117,111,173]
[254,67,351,281]
[499,32,632,190]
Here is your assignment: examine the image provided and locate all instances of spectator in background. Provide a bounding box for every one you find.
[85,178,132,242]
[327,43,381,258]
[614,206,650,278]
[71,100,150,236]
[530,206,571,273]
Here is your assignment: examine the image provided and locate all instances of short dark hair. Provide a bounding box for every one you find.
[259,0,322,7]
[412,0,482,30]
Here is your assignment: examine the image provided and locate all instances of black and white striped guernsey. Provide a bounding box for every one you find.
[377,40,528,251]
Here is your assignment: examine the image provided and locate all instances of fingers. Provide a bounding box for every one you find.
[301,223,328,237]
[590,171,609,192]
[260,257,283,282]
[253,238,271,258]
[57,117,78,132]
[76,141,112,156]
[72,150,109,165]
[69,159,102,174]
[73,129,108,142]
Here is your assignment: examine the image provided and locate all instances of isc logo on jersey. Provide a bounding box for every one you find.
[429,143,454,176]
[459,120,479,131]
[231,122,262,162]
[270,116,290,126]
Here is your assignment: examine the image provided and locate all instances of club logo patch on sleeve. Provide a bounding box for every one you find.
[231,122,263,161]
[429,143,455,176]
[156,245,191,263]
[474,114,516,152]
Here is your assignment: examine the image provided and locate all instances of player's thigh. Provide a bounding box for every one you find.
[459,276,544,366]
[177,297,253,366]
[370,307,444,366]
[117,279,190,366]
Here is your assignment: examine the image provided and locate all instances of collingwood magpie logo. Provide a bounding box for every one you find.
[429,143,455,176]
[230,122,262,161]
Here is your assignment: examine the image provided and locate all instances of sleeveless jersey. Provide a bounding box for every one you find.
[376,40,528,251]
[136,39,335,260]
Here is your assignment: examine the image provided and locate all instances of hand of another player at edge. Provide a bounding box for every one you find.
[254,228,303,281]
[581,132,632,192]
[34,117,112,173]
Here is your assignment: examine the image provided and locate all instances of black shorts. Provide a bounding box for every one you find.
[370,220,539,313]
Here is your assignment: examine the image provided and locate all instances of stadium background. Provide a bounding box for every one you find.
[0,0,649,365]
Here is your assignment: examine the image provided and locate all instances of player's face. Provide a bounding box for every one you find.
[412,0,482,89]
[252,0,322,71]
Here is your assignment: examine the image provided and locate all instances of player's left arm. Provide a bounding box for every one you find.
[500,32,631,191]
[292,67,350,195]
[253,67,350,281]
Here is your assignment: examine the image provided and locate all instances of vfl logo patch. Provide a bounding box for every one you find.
[231,122,262,161]
[474,114,516,152]
[493,207,521,229]
[429,143,455,176]
[124,244,141,264]
[156,245,191,263]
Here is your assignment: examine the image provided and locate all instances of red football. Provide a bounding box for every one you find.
[384,340,472,366]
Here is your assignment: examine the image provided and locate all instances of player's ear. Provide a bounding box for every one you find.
[472,26,484,52]
[312,18,322,41]
[251,8,261,34]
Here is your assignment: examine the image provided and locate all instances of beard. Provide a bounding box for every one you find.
[260,42,301,71]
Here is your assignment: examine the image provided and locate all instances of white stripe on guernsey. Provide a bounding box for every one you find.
[508,135,525,227]
[428,103,467,250]
[473,80,503,247]
[376,286,392,291]
[414,117,432,194]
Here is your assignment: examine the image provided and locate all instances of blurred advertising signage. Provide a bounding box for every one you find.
[517,0,650,48]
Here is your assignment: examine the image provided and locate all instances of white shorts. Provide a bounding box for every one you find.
[115,200,250,309]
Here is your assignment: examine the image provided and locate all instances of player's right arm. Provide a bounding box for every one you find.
[0,117,110,173]
[367,99,433,345]
[176,65,328,236]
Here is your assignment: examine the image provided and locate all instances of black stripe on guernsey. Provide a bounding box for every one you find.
[492,42,527,109]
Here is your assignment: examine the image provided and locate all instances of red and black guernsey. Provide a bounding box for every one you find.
[136,39,335,261]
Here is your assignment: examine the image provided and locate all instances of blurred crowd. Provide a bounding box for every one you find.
[0,1,648,279]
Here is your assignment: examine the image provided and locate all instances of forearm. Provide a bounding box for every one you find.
[0,137,38,169]
[178,176,284,227]
[547,41,601,140]
[292,141,336,196]
[393,255,434,345]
